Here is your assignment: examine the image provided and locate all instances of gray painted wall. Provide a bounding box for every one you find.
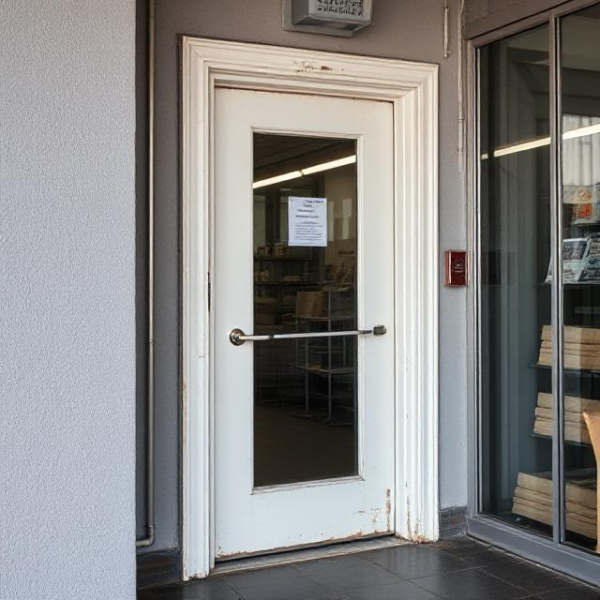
[465,0,570,37]
[0,2,137,598]
[145,0,468,553]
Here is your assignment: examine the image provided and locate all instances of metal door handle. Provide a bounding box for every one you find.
[229,325,386,346]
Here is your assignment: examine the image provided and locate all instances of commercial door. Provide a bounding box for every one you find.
[213,88,395,559]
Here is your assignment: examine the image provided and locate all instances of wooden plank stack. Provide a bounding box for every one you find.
[539,325,600,370]
[296,292,325,318]
[525,325,600,543]
[533,392,599,445]
[512,470,597,539]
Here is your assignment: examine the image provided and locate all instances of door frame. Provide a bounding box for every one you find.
[181,36,439,580]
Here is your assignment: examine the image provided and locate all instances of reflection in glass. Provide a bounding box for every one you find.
[479,25,553,537]
[560,5,600,553]
[253,133,358,488]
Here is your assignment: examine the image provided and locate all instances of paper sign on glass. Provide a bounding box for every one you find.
[288,197,328,247]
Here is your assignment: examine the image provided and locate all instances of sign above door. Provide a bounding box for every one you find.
[283,0,373,37]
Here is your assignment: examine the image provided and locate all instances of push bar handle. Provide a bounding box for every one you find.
[229,325,386,346]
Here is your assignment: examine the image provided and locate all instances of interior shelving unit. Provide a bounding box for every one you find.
[292,291,356,425]
[511,211,600,550]
[254,253,318,334]
[253,251,319,405]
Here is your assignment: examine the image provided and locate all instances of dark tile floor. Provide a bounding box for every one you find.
[138,538,600,600]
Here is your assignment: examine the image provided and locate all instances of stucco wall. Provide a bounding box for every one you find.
[0,2,137,598]
[143,0,468,554]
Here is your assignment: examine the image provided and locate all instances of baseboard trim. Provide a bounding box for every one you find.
[439,506,467,539]
[137,548,181,588]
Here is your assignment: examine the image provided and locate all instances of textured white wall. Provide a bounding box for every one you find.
[0,2,136,599]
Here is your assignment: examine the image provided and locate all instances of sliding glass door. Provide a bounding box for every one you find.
[560,4,600,553]
[479,24,553,538]
[476,1,600,576]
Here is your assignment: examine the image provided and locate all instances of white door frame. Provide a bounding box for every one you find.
[181,37,439,580]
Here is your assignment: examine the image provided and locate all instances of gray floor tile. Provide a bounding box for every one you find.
[295,554,402,591]
[308,594,353,600]
[149,578,242,600]
[413,567,529,600]
[139,539,600,600]
[434,538,505,566]
[222,565,326,600]
[341,580,440,599]
[362,544,473,580]
[539,583,600,599]
[481,556,576,595]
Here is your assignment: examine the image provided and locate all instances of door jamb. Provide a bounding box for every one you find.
[181,37,439,580]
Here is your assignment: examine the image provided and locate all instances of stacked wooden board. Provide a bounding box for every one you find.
[296,291,325,318]
[524,325,600,543]
[512,470,597,539]
[533,392,600,445]
[539,325,600,370]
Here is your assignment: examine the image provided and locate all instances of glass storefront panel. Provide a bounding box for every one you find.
[560,4,600,552]
[479,25,553,537]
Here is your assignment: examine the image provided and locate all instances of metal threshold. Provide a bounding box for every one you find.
[211,536,411,576]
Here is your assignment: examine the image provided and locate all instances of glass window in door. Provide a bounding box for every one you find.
[252,133,359,488]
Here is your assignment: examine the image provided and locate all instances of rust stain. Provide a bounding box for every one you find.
[323,530,366,543]
[218,529,372,561]
[404,496,428,543]
[385,489,392,532]
[371,508,381,526]
[217,548,263,561]
[295,61,315,73]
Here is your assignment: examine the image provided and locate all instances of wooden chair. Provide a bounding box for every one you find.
[582,410,600,552]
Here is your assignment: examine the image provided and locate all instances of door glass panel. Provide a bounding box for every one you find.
[560,4,600,552]
[253,133,358,488]
[479,25,553,537]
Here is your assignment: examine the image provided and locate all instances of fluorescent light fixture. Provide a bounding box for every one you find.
[302,155,356,175]
[563,122,600,140]
[253,155,357,189]
[252,171,303,189]
[493,137,551,158]
[481,122,600,161]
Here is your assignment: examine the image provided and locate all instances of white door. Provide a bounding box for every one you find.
[213,88,395,559]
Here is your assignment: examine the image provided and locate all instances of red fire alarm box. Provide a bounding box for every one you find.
[445,251,469,286]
